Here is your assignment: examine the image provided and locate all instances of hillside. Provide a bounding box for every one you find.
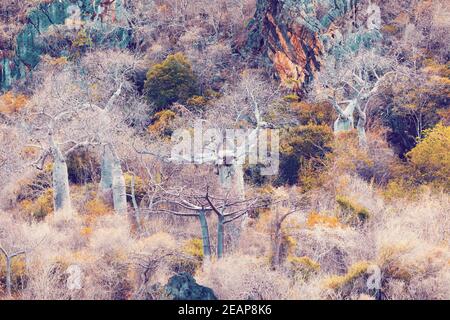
[0,0,449,301]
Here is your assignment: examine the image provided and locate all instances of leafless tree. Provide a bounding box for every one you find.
[317,49,397,147]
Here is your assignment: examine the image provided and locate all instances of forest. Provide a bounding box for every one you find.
[0,0,449,300]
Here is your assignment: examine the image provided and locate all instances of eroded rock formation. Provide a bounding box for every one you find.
[243,0,380,93]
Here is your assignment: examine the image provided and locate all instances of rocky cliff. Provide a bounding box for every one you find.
[243,0,381,93]
[0,0,130,91]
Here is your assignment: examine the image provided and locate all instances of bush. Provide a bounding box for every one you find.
[336,195,370,224]
[0,255,27,295]
[323,261,371,294]
[0,91,28,114]
[290,100,335,127]
[66,148,99,184]
[197,255,290,300]
[144,53,198,111]
[277,124,334,187]
[20,188,54,221]
[306,212,341,229]
[406,123,450,191]
[287,256,321,281]
[147,110,177,137]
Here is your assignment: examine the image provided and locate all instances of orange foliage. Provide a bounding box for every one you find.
[0,91,28,114]
[306,212,341,229]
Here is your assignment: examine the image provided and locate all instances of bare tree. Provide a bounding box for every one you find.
[317,49,396,147]
[0,244,25,297]
[151,186,260,259]
[24,68,101,215]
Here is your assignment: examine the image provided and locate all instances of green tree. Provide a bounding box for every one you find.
[144,53,198,110]
[277,124,334,187]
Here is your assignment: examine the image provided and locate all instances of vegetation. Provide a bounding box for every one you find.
[0,0,448,301]
[144,53,198,111]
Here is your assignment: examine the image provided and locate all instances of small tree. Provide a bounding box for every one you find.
[278,124,334,186]
[144,53,198,110]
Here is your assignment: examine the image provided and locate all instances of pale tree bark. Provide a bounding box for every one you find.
[100,144,114,193]
[112,158,127,215]
[198,210,212,259]
[216,214,225,259]
[355,103,368,148]
[218,163,245,201]
[49,135,72,215]
[332,99,356,133]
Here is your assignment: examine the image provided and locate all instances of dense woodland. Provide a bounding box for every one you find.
[0,0,449,300]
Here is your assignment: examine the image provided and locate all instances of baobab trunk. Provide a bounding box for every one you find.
[217,214,225,259]
[5,256,12,297]
[334,100,356,133]
[218,163,245,200]
[112,160,127,215]
[271,222,283,270]
[100,145,114,192]
[355,104,368,148]
[52,151,72,215]
[198,210,212,258]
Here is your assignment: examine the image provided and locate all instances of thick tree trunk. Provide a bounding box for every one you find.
[271,222,282,270]
[52,151,72,215]
[356,105,368,148]
[334,100,356,133]
[100,144,114,192]
[5,256,11,297]
[218,163,245,200]
[198,210,212,258]
[217,214,225,259]
[112,160,127,215]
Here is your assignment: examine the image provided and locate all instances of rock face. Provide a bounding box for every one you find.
[243,0,381,93]
[165,273,217,300]
[0,0,130,91]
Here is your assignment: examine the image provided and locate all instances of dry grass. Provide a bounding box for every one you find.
[0,174,449,300]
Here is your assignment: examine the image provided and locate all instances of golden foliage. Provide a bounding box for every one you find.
[324,261,370,290]
[0,91,28,114]
[20,188,54,221]
[288,256,321,280]
[83,198,112,225]
[407,123,450,191]
[306,212,341,229]
[336,195,370,223]
[147,109,176,137]
[183,238,204,259]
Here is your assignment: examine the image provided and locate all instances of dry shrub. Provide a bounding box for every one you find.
[89,215,132,255]
[197,255,290,300]
[294,226,370,275]
[372,192,450,299]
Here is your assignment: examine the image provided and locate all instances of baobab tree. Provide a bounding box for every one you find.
[317,48,396,147]
[75,50,141,215]
[24,67,102,215]
[22,50,140,216]
[0,244,25,297]
[203,70,280,199]
[151,187,260,259]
